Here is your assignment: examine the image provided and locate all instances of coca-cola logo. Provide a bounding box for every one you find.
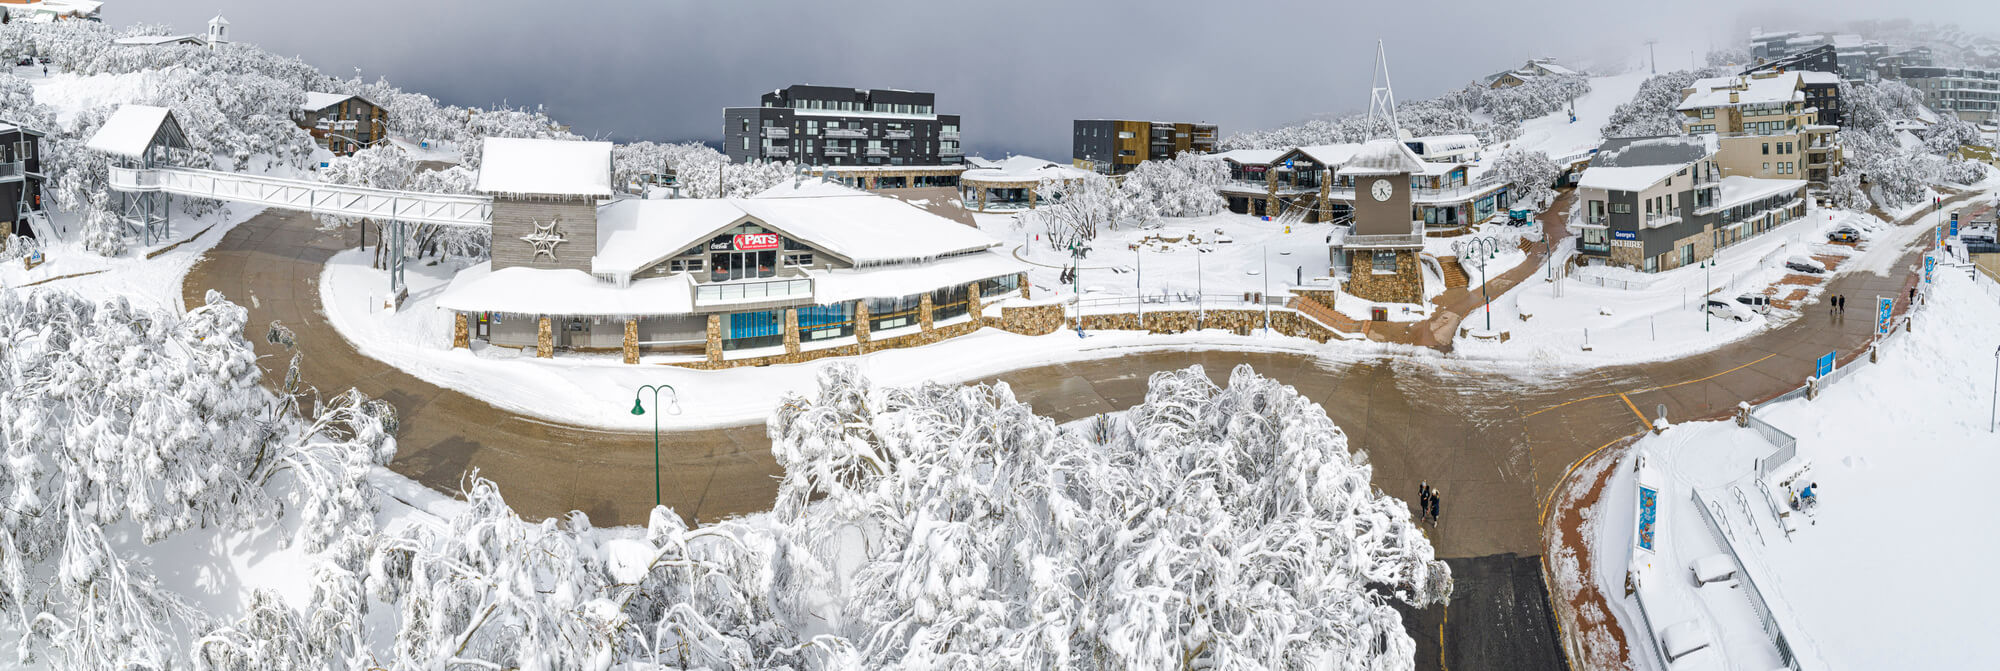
[733,233,780,250]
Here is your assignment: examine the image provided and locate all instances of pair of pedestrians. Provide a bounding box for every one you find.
[1829,294,1846,315]
[1418,481,1443,526]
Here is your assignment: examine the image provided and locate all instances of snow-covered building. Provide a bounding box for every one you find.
[0,0,100,22]
[1217,136,1511,228]
[1483,58,1583,89]
[1329,139,1428,304]
[293,92,387,156]
[1899,66,2000,122]
[108,15,231,51]
[957,155,1091,213]
[1574,135,1807,273]
[0,118,47,240]
[1677,71,1844,188]
[1741,45,1843,126]
[439,140,1030,364]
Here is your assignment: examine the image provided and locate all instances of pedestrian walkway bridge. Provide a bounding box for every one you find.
[108,166,492,228]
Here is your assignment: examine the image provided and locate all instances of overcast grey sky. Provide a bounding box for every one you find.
[116,0,1991,159]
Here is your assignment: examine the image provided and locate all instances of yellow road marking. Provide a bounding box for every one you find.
[1538,430,1647,527]
[1439,602,1449,671]
[1523,352,1779,418]
[1617,393,1648,425]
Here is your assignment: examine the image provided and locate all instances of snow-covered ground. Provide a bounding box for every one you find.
[984,211,1339,309]
[1455,205,1904,366]
[0,201,263,309]
[1592,268,2000,670]
[1490,71,1651,162]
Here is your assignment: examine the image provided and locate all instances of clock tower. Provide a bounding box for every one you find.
[1333,138,1427,305]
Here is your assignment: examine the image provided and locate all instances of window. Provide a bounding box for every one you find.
[1644,255,1657,273]
[1763,162,1771,172]
[1701,108,1715,119]
[1763,143,1770,155]
[1610,203,1632,214]
[742,137,751,150]
[1588,200,1605,222]
[1372,252,1398,273]
[741,118,749,133]
[1117,131,1134,139]
[1680,243,1695,267]
[784,253,814,267]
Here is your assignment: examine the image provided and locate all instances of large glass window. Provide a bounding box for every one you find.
[722,311,784,351]
[798,303,853,341]
[868,293,925,331]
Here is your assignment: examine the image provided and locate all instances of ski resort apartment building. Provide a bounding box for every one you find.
[1677,71,1844,188]
[1213,134,1510,228]
[1070,119,1219,175]
[438,138,1033,368]
[1898,66,2000,122]
[293,92,386,156]
[1482,58,1584,89]
[722,85,964,192]
[0,119,46,240]
[1741,45,1844,126]
[1573,135,1808,273]
[0,0,100,22]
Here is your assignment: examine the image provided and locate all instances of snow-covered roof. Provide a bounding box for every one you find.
[1336,138,1427,177]
[1799,71,1840,85]
[1290,144,1364,166]
[86,105,180,158]
[300,91,367,112]
[1715,176,1806,207]
[960,155,1090,184]
[1529,61,1580,76]
[112,34,205,47]
[475,138,614,197]
[1578,135,1717,192]
[753,178,872,198]
[439,263,694,318]
[1677,73,1806,110]
[587,190,1001,278]
[813,251,1026,305]
[1406,134,1480,159]
[1213,148,1287,166]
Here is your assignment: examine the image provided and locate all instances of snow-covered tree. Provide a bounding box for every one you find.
[1024,173,1137,252]
[1706,47,1753,68]
[1120,151,1227,219]
[1824,167,1872,211]
[675,159,796,199]
[1491,148,1560,209]
[1602,69,1726,139]
[612,140,728,192]
[1222,74,1588,150]
[1921,116,1984,155]
[767,363,1452,668]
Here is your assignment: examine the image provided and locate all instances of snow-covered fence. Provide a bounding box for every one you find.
[110,166,493,228]
[1690,488,1808,671]
[1071,292,1282,315]
[1569,271,1652,291]
[1628,589,1676,671]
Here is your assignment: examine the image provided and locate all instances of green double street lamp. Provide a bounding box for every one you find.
[630,384,679,508]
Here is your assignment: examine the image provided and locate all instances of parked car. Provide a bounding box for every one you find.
[1784,255,1827,274]
[1733,293,1771,314]
[13,53,33,67]
[1706,299,1754,322]
[1826,226,1863,243]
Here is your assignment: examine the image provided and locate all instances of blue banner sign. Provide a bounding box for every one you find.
[1926,255,1936,284]
[1816,351,1835,379]
[1877,296,1893,335]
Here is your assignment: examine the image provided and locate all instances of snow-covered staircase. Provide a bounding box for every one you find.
[26,210,61,240]
[1438,256,1470,289]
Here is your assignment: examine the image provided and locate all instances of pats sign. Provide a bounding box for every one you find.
[732,232,781,251]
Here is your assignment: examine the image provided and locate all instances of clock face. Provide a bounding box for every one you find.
[1371,178,1394,202]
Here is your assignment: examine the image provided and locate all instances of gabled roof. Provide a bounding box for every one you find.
[112,34,206,47]
[1577,135,1717,192]
[476,138,614,197]
[1677,73,1806,110]
[301,91,373,113]
[960,155,1091,183]
[1337,138,1427,177]
[1213,148,1287,166]
[86,105,190,158]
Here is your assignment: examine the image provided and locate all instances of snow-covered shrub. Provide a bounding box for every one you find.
[674,156,796,199]
[1491,147,1561,209]
[1119,151,1226,219]
[1223,74,1588,150]
[1024,173,1137,251]
[612,139,729,191]
[1922,116,1984,156]
[1941,157,1989,186]
[0,232,38,262]
[1825,168,1872,211]
[768,363,1452,668]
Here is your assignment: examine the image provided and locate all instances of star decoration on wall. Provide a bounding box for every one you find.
[520,218,567,260]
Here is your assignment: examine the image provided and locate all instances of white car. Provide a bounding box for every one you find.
[1706,299,1753,322]
[1784,255,1827,274]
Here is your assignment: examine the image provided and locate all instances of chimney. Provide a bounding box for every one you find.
[1730,92,1740,103]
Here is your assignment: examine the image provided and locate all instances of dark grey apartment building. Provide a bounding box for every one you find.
[724,85,962,167]
[1072,120,1218,175]
[1743,45,1844,126]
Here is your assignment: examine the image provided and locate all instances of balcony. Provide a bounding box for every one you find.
[764,147,791,158]
[1221,178,1269,193]
[1643,208,1683,229]
[883,129,913,140]
[694,278,813,306]
[764,127,790,139]
[108,166,163,191]
[1338,231,1427,250]
[940,130,959,140]
[864,147,889,157]
[824,128,868,139]
[1580,241,1611,253]
[822,147,850,157]
[940,147,962,156]
[0,161,20,181]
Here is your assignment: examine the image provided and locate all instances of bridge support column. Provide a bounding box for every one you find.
[387,220,408,304]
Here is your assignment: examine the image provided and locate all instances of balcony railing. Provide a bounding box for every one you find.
[1222,178,1269,192]
[1580,241,1611,253]
[940,131,960,140]
[1643,208,1683,229]
[940,147,963,156]
[764,127,790,139]
[764,147,791,158]
[864,147,889,157]
[1339,232,1427,250]
[0,162,20,180]
[824,128,868,139]
[108,166,163,191]
[883,129,914,140]
[822,147,850,157]
[695,278,813,306]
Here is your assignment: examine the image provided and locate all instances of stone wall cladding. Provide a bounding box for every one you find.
[1346,251,1424,305]
[452,313,470,349]
[622,319,639,365]
[1071,308,1336,342]
[536,317,553,359]
[783,308,800,355]
[704,315,722,364]
[919,293,935,331]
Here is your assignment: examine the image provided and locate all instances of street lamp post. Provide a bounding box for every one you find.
[1453,236,1501,331]
[629,384,679,509]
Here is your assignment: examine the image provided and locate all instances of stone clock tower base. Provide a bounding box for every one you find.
[1345,250,1425,305]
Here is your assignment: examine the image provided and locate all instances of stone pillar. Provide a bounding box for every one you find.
[1018,272,1031,299]
[536,317,553,359]
[979,187,988,212]
[919,293,935,332]
[783,308,800,355]
[854,300,872,345]
[452,313,470,349]
[1027,185,1038,210]
[705,314,723,364]
[622,319,639,365]
[968,283,983,320]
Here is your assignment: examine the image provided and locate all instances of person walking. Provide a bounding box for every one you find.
[1419,481,1430,520]
[1429,492,1441,527]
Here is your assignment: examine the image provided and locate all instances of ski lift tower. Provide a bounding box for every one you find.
[1367,39,1400,136]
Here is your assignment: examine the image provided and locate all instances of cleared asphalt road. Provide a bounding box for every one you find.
[180,203,1939,669]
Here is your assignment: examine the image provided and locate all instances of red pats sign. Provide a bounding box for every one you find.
[733,233,780,250]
